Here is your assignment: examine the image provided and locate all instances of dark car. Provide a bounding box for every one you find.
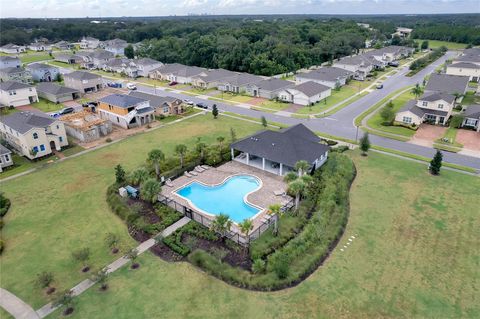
[196,102,208,109]
[59,107,75,115]
[388,61,399,67]
[376,84,384,89]
[168,81,178,86]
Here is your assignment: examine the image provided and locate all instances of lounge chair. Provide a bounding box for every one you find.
[165,179,174,187]
[184,172,193,178]
[195,166,205,173]
[274,189,285,196]
[201,165,210,170]
[189,171,198,176]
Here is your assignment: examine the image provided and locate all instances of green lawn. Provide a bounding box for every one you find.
[415,39,468,50]
[214,93,253,103]
[48,61,78,69]
[367,90,417,137]
[46,150,480,318]
[186,87,218,95]
[19,53,53,64]
[257,99,290,111]
[31,98,64,113]
[435,127,463,149]
[0,114,264,309]
[297,85,359,114]
[0,153,61,180]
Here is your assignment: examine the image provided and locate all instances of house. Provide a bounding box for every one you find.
[461,105,480,132]
[54,41,74,50]
[425,73,469,99]
[246,78,294,99]
[54,53,83,64]
[278,81,331,106]
[0,67,32,84]
[103,38,128,56]
[75,51,96,69]
[80,37,100,49]
[216,73,264,93]
[97,94,155,129]
[0,43,26,54]
[191,69,238,89]
[89,50,115,69]
[363,46,414,65]
[36,82,80,103]
[230,123,329,176]
[29,42,52,52]
[295,67,354,88]
[149,63,207,84]
[103,58,131,73]
[0,81,38,107]
[0,56,21,69]
[446,62,480,82]
[133,58,163,77]
[63,71,103,94]
[394,93,454,126]
[0,111,68,159]
[454,48,480,66]
[333,55,373,80]
[61,110,112,142]
[0,144,14,172]
[128,91,185,115]
[26,63,60,82]
[392,27,413,38]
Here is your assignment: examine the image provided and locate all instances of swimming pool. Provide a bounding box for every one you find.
[175,175,262,223]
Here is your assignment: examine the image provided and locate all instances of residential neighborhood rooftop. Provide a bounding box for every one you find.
[290,81,330,97]
[36,82,79,95]
[425,73,470,95]
[297,67,353,81]
[128,91,178,106]
[99,93,147,108]
[420,92,456,104]
[64,71,101,80]
[0,111,56,134]
[464,104,480,118]
[0,81,33,91]
[0,144,11,156]
[256,78,294,91]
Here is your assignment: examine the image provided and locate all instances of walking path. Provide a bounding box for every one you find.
[34,216,191,318]
[0,288,39,319]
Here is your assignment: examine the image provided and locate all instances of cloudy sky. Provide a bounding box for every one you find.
[1,0,479,18]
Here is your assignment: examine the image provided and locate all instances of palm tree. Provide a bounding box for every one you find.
[195,138,207,161]
[452,92,464,103]
[210,213,232,242]
[147,149,165,178]
[294,160,310,177]
[411,83,423,98]
[217,136,225,150]
[238,218,254,247]
[267,204,282,236]
[175,144,187,168]
[283,171,298,183]
[129,167,149,185]
[288,179,306,211]
[140,178,161,203]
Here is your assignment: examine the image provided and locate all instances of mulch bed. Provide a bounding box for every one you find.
[127,198,160,223]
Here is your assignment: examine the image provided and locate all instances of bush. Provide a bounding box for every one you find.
[0,239,4,254]
[270,254,289,279]
[252,259,266,274]
[323,139,338,146]
[163,221,219,256]
[331,145,350,153]
[0,192,11,217]
[106,138,112,143]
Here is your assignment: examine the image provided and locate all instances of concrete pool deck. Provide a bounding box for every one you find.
[161,161,291,230]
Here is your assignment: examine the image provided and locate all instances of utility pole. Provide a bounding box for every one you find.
[355,125,359,143]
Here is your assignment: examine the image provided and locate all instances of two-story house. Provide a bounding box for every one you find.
[64,71,104,94]
[446,48,480,83]
[0,56,21,69]
[0,81,38,107]
[333,55,373,81]
[424,73,469,102]
[395,92,456,126]
[133,58,163,77]
[0,67,32,84]
[0,111,68,159]
[26,63,60,82]
[0,144,14,172]
[97,94,155,129]
[128,91,185,115]
[102,38,129,56]
[80,36,100,49]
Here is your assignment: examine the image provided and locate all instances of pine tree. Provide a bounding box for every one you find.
[261,116,268,128]
[212,104,218,119]
[359,133,370,156]
[429,150,443,175]
[115,164,126,184]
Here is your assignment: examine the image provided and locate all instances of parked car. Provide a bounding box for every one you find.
[59,107,75,115]
[168,81,178,86]
[196,102,208,109]
[107,82,122,88]
[183,99,194,105]
[388,61,399,67]
[376,83,384,89]
[126,83,137,90]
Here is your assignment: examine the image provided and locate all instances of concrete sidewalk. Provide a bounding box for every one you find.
[0,288,39,319]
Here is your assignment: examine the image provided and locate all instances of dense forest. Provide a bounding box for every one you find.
[0,14,478,75]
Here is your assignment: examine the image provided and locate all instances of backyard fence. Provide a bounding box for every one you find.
[157,194,294,246]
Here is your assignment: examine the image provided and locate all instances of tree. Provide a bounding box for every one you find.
[210,213,232,242]
[294,160,310,177]
[36,271,55,293]
[288,179,306,211]
[283,171,298,183]
[450,114,464,128]
[411,83,424,98]
[195,139,207,161]
[175,144,187,168]
[267,204,282,236]
[72,247,91,272]
[53,290,76,316]
[129,167,149,185]
[140,178,161,203]
[359,133,370,156]
[126,248,139,269]
[92,268,109,291]
[238,218,253,247]
[230,127,237,142]
[147,149,165,178]
[421,40,429,50]
[104,233,120,254]
[261,115,268,128]
[55,72,63,82]
[212,104,219,118]
[429,150,443,175]
[334,81,341,91]
[216,136,225,150]
[452,92,464,103]
[124,44,135,59]
[380,104,395,124]
[114,164,126,184]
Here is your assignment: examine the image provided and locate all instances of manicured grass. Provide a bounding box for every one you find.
[0,154,61,180]
[297,85,359,114]
[257,99,290,111]
[19,53,53,64]
[366,90,417,137]
[215,93,253,103]
[30,98,64,113]
[0,114,263,309]
[415,39,468,50]
[135,78,169,87]
[48,61,79,69]
[186,87,218,95]
[48,150,480,318]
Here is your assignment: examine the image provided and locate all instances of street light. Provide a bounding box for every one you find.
[355,125,359,143]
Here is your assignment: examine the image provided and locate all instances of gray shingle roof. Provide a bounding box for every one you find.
[99,94,147,108]
[195,69,237,83]
[134,58,161,66]
[464,104,480,118]
[90,50,114,60]
[256,78,294,92]
[0,56,20,62]
[0,111,55,134]
[26,63,57,70]
[128,91,180,107]
[419,92,455,104]
[398,99,448,117]
[36,82,79,96]
[1,43,23,50]
[0,81,33,91]
[456,48,480,63]
[230,124,329,168]
[0,67,28,75]
[136,106,155,114]
[425,74,469,95]
[335,55,372,67]
[0,144,11,156]
[448,62,480,69]
[219,73,264,86]
[297,67,353,82]
[64,71,101,81]
[289,81,330,97]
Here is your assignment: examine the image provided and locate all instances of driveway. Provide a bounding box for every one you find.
[410,124,447,147]
[456,130,480,151]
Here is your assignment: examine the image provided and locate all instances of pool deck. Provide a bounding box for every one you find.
[161,161,291,229]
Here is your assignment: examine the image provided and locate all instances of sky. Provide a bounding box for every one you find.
[0,0,479,18]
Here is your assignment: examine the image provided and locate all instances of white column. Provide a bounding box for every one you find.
[231,148,234,160]
[246,153,249,165]
[262,158,265,170]
[279,163,283,175]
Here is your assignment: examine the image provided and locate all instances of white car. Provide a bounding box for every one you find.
[183,99,194,105]
[126,83,137,90]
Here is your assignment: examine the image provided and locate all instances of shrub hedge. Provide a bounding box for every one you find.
[163,221,219,256]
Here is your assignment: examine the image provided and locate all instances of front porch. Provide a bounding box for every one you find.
[423,113,448,125]
[231,149,294,176]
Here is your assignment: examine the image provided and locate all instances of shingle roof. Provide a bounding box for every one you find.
[1,43,24,49]
[136,106,155,114]
[0,111,55,134]
[0,67,27,74]
[155,63,187,74]
[36,82,79,96]
[134,58,161,66]
[90,50,114,60]
[230,124,329,168]
[335,55,372,67]
[26,63,57,70]
[219,73,264,86]
[297,67,353,82]
[128,91,180,107]
[195,69,237,83]
[398,99,449,117]
[448,62,480,69]
[0,144,11,156]
[0,56,20,62]
[464,104,480,118]
[425,74,469,95]
[289,81,330,97]
[419,92,455,104]
[456,48,480,63]
[64,71,101,80]
[256,78,294,92]
[0,81,33,91]
[99,94,147,108]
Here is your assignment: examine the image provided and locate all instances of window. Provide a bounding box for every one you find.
[163,106,169,113]
[402,116,412,124]
[33,132,38,139]
[56,125,59,129]
[33,146,39,153]
[422,101,428,107]
[4,154,9,162]
[40,144,45,151]
[59,136,63,142]
[438,104,444,109]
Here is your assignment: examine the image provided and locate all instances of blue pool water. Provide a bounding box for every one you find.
[175,175,261,222]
